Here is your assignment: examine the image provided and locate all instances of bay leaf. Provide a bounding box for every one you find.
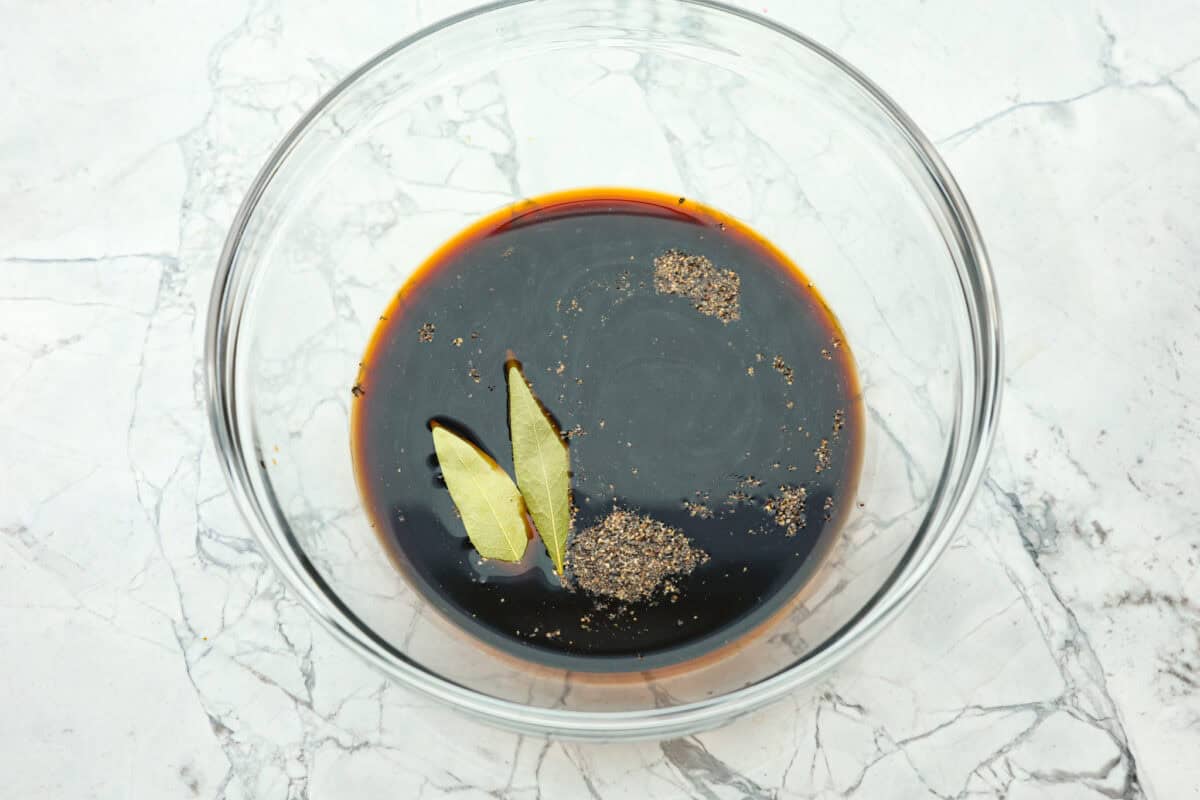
[506,359,571,574]
[430,422,529,563]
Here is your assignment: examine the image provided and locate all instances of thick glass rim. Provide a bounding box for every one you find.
[205,0,1003,739]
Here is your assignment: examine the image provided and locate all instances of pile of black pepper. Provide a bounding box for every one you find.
[814,439,832,473]
[772,355,795,385]
[652,249,741,323]
[764,485,807,536]
[566,507,709,603]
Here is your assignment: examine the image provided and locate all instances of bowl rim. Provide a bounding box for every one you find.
[206,0,1003,739]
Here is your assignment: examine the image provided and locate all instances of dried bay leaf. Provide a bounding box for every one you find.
[506,359,571,574]
[430,422,530,562]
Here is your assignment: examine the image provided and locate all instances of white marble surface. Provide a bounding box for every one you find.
[2,1,1197,797]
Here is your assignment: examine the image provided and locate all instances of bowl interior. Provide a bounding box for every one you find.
[213,0,990,728]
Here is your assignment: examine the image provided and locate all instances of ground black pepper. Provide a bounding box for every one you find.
[652,249,741,323]
[566,507,709,603]
[764,485,807,536]
[814,439,832,473]
[772,355,795,385]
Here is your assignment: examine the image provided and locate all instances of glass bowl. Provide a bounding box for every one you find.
[206,0,1001,739]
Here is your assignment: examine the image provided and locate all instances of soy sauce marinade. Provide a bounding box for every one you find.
[351,188,863,672]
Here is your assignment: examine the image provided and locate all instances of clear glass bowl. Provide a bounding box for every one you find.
[206,0,1001,739]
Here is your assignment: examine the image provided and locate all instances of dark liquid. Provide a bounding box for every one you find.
[351,188,863,672]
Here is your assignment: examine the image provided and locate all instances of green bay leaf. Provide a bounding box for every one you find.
[506,360,571,574]
[431,422,529,563]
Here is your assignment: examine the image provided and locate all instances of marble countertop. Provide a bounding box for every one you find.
[3,1,1198,797]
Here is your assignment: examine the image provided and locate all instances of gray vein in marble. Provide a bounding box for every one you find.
[939,47,1200,146]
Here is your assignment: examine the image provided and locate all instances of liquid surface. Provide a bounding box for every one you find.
[351,188,863,672]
